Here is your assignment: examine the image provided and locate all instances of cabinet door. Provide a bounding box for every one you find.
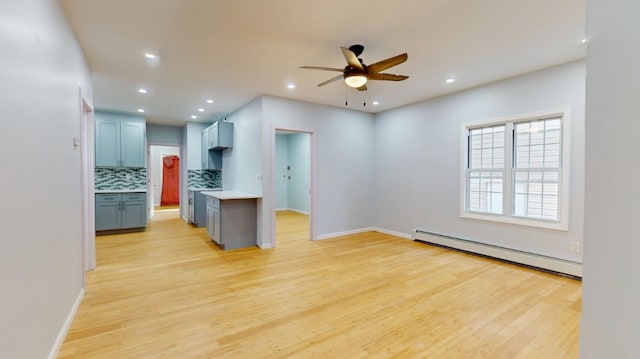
[209,123,219,149]
[122,200,146,228]
[206,201,214,238]
[95,118,120,167]
[95,201,121,230]
[121,121,146,168]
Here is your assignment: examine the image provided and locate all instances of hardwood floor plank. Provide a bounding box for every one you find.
[58,210,581,358]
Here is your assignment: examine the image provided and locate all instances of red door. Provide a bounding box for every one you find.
[161,156,180,206]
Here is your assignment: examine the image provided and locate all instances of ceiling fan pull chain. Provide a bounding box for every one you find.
[363,88,366,107]
[345,86,348,106]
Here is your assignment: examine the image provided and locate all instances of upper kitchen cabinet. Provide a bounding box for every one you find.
[205,121,233,150]
[95,111,146,168]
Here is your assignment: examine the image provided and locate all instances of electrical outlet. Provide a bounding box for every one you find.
[570,241,581,253]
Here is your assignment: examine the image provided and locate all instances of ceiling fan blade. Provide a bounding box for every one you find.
[368,73,409,81]
[318,74,344,87]
[367,53,408,74]
[341,47,364,70]
[300,66,344,72]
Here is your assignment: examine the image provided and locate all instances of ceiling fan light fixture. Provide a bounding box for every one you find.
[344,74,367,88]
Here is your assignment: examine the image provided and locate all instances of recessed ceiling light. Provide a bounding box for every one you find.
[138,88,147,94]
[287,83,296,89]
[206,99,213,104]
[581,38,588,43]
[137,108,145,113]
[144,53,157,60]
[372,101,380,106]
[191,115,197,119]
[446,78,455,84]
[198,108,204,112]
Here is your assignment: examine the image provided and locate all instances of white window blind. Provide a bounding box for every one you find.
[513,118,562,220]
[467,125,505,214]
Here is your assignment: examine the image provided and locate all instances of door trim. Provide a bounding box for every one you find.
[79,89,96,280]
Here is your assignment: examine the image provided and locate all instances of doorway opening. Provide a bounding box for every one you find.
[274,130,312,247]
[148,144,181,220]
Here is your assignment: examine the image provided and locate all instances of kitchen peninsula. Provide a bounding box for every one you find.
[201,191,261,250]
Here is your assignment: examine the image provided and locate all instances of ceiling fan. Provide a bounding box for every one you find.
[301,45,409,91]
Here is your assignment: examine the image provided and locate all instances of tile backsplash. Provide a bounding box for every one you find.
[188,170,221,188]
[95,168,147,190]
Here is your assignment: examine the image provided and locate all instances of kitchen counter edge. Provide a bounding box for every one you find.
[201,191,262,200]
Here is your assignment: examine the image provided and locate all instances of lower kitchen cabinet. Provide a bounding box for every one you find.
[96,192,147,231]
[205,196,257,250]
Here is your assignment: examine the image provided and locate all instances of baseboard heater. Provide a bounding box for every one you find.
[412,229,582,278]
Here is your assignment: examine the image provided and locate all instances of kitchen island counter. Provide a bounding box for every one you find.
[201,191,262,200]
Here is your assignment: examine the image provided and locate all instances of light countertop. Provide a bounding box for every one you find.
[96,189,147,193]
[201,191,262,200]
[188,187,222,191]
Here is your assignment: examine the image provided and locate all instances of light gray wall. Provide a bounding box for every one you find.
[222,98,263,194]
[261,96,376,245]
[581,1,640,357]
[374,60,585,262]
[0,0,93,357]
[287,133,311,214]
[147,124,183,145]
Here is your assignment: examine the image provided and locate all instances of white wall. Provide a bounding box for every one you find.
[149,145,180,206]
[261,96,376,246]
[0,0,93,357]
[581,1,640,357]
[374,60,585,262]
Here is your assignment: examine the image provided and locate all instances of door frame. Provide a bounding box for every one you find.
[271,126,316,246]
[79,89,96,280]
[147,143,182,220]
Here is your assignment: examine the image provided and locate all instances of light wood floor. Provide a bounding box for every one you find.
[58,210,581,358]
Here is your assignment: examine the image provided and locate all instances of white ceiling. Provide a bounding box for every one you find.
[61,0,586,126]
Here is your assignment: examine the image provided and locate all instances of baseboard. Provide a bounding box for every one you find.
[257,242,273,249]
[372,227,412,240]
[278,208,309,215]
[48,288,85,359]
[413,229,582,278]
[316,227,374,240]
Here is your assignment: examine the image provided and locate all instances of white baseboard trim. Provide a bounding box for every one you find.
[372,227,412,240]
[413,229,582,277]
[257,242,273,249]
[48,288,85,359]
[278,208,309,215]
[316,227,374,240]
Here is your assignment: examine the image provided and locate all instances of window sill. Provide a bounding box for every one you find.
[460,211,568,231]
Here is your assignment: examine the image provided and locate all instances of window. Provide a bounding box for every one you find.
[461,109,570,230]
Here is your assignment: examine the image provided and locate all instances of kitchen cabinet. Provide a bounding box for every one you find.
[204,192,258,250]
[96,192,147,231]
[205,121,233,150]
[201,129,222,170]
[95,112,146,168]
[188,190,210,227]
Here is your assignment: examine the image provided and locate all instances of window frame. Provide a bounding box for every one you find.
[459,108,571,231]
